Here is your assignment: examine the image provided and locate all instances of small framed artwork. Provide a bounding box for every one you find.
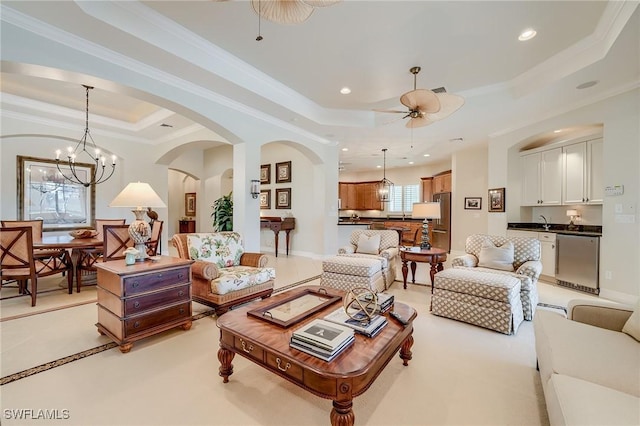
[260,189,271,209]
[464,197,482,210]
[260,164,271,184]
[488,188,505,213]
[185,192,196,216]
[275,161,292,183]
[276,188,291,209]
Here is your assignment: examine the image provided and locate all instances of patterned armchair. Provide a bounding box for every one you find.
[171,232,274,315]
[338,229,399,287]
[451,234,542,320]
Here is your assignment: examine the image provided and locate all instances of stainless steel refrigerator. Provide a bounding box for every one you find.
[431,192,451,252]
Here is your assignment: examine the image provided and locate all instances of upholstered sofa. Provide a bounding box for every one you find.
[171,232,274,315]
[451,234,542,320]
[534,300,640,425]
[337,229,399,288]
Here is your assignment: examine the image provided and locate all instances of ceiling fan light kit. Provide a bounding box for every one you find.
[378,66,465,128]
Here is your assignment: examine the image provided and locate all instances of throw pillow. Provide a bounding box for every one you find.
[622,304,640,342]
[356,233,381,255]
[478,239,515,271]
[187,232,244,268]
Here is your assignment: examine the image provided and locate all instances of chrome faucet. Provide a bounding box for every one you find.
[540,215,550,231]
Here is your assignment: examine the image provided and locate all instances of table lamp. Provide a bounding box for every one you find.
[109,182,167,261]
[412,202,441,249]
[566,209,579,230]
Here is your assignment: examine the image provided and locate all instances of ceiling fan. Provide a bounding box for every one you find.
[376,67,465,128]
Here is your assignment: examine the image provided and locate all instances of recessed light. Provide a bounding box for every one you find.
[423,154,430,157]
[518,28,537,41]
[553,129,562,133]
[340,87,351,95]
[376,165,382,168]
[341,148,348,152]
[576,80,599,90]
[408,161,414,165]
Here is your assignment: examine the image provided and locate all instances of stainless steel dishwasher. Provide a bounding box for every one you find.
[555,234,600,294]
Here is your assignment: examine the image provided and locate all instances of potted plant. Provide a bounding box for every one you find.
[211,192,233,231]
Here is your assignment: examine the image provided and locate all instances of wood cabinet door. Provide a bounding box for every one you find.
[421,178,433,202]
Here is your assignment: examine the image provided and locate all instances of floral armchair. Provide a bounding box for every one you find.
[451,234,542,320]
[171,232,274,315]
[338,229,399,287]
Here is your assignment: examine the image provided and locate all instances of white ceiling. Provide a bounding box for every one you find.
[1,1,638,172]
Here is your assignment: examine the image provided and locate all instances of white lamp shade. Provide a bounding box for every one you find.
[109,182,167,209]
[412,202,441,219]
[566,209,578,216]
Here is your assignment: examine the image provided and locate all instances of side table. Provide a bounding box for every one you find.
[400,247,447,290]
[95,256,194,353]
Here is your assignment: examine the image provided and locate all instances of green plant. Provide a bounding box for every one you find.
[211,192,233,231]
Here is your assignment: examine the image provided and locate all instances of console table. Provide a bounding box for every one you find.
[260,216,295,257]
[95,256,194,353]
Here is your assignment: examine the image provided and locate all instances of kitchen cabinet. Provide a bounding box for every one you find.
[420,177,433,202]
[506,230,556,278]
[338,181,382,210]
[432,171,452,194]
[521,148,562,206]
[563,138,603,205]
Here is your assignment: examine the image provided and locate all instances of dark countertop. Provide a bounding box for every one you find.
[337,221,372,226]
[508,222,602,237]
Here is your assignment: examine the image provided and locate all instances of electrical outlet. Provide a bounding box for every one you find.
[615,203,623,213]
[605,271,612,280]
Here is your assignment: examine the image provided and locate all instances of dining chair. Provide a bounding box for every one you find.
[1,225,74,306]
[76,218,125,292]
[103,225,133,261]
[145,220,163,257]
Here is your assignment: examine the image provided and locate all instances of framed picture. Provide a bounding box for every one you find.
[464,197,482,210]
[17,155,95,231]
[275,161,292,183]
[488,188,505,212]
[260,189,271,209]
[276,188,291,209]
[185,192,196,216]
[260,164,271,184]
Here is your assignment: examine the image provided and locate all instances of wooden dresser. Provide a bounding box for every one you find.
[95,256,194,353]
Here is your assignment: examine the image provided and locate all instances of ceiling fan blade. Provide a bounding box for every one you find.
[373,108,409,114]
[251,0,314,24]
[425,93,465,121]
[400,89,440,114]
[406,116,434,129]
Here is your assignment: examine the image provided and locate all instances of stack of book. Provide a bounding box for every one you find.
[356,292,394,314]
[324,307,388,338]
[290,319,355,362]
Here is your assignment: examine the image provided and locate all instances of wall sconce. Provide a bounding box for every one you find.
[250,179,260,199]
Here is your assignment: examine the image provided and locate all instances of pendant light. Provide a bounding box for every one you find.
[55,85,116,187]
[377,148,393,202]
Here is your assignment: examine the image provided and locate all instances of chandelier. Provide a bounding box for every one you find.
[56,85,116,187]
[377,148,393,202]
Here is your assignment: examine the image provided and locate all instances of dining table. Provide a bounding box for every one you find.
[34,235,103,288]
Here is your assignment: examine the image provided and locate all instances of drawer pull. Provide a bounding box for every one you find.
[178,273,184,279]
[179,308,185,314]
[132,282,139,288]
[178,290,184,297]
[240,339,254,353]
[133,301,140,308]
[156,273,163,278]
[276,358,291,372]
[133,321,140,328]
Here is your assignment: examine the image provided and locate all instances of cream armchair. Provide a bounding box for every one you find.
[338,229,399,288]
[451,234,542,320]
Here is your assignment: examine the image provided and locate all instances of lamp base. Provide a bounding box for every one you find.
[129,208,151,261]
[419,219,431,250]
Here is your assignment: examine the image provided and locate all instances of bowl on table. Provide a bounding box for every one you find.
[69,229,98,239]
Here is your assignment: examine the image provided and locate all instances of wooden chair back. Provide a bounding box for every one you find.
[95,219,126,240]
[146,220,163,256]
[1,226,38,306]
[1,220,44,243]
[103,225,133,261]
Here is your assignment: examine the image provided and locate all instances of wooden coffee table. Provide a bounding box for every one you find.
[400,246,448,290]
[216,285,417,426]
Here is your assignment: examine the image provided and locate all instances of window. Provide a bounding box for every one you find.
[388,184,420,213]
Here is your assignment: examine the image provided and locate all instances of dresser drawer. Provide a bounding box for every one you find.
[234,336,264,362]
[266,352,303,382]
[123,266,190,296]
[124,302,191,335]
[124,284,191,316]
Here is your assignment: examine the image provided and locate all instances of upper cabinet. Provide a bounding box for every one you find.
[521,136,603,207]
[521,148,563,206]
[421,177,433,202]
[432,171,452,194]
[338,181,383,210]
[562,138,604,205]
